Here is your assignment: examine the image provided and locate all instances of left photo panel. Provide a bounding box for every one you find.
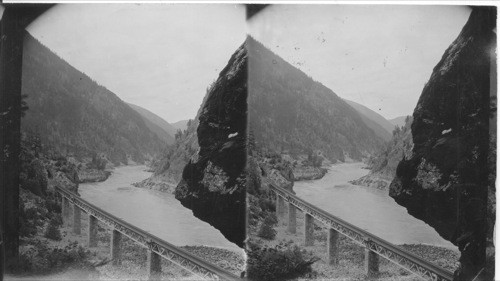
[0,4,247,280]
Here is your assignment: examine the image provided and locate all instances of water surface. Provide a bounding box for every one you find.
[79,165,241,252]
[294,162,457,250]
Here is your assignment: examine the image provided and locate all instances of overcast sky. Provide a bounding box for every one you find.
[28,4,246,123]
[27,4,472,122]
[249,5,471,120]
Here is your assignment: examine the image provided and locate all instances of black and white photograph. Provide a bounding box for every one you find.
[0,2,496,281]
[245,4,495,281]
[1,4,247,280]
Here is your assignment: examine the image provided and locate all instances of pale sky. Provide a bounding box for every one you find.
[26,5,471,122]
[249,5,472,120]
[27,4,246,123]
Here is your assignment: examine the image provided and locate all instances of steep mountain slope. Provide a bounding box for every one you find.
[138,115,199,192]
[344,100,393,141]
[351,116,413,189]
[21,33,164,165]
[171,120,189,131]
[127,103,175,144]
[389,8,495,280]
[248,37,384,162]
[389,116,408,127]
[174,42,247,247]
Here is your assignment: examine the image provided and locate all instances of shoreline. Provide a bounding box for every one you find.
[278,162,459,279]
[256,207,459,280]
[11,214,245,281]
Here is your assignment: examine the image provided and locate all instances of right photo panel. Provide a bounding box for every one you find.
[246,5,496,281]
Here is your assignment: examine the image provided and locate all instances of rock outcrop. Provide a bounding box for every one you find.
[137,114,200,191]
[389,8,496,280]
[174,42,247,247]
[351,116,413,190]
[292,166,327,181]
[77,169,110,183]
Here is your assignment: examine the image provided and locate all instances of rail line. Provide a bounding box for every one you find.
[56,186,241,281]
[270,183,454,281]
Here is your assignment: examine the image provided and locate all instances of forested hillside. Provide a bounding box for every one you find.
[389,116,408,127]
[127,103,175,145]
[350,116,413,189]
[171,120,189,131]
[344,100,393,141]
[248,37,384,162]
[137,95,207,191]
[21,33,165,165]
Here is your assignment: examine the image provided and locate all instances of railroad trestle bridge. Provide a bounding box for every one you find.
[55,183,454,281]
[56,186,241,281]
[270,183,454,281]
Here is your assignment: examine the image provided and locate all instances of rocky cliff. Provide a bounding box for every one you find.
[351,116,413,190]
[389,8,496,280]
[174,42,247,247]
[136,118,199,192]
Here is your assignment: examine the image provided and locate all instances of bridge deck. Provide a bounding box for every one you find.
[56,186,241,281]
[271,183,454,281]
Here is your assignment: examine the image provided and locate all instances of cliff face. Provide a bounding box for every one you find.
[389,8,496,280]
[137,117,199,192]
[351,116,413,190]
[174,43,247,247]
[138,93,210,191]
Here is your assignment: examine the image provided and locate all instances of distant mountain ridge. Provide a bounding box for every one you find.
[389,116,409,127]
[127,103,175,144]
[21,32,164,164]
[171,120,189,131]
[344,100,393,141]
[248,37,384,162]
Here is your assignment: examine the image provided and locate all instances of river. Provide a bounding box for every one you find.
[294,162,457,250]
[79,165,242,253]
[80,163,456,253]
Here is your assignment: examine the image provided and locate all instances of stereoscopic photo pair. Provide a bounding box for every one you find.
[0,4,496,281]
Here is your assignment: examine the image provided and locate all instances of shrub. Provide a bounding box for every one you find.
[258,197,276,213]
[263,213,278,225]
[19,219,38,238]
[44,197,61,214]
[44,218,62,241]
[19,241,89,273]
[248,196,261,228]
[247,241,319,281]
[24,207,40,221]
[19,202,41,238]
[257,222,276,240]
